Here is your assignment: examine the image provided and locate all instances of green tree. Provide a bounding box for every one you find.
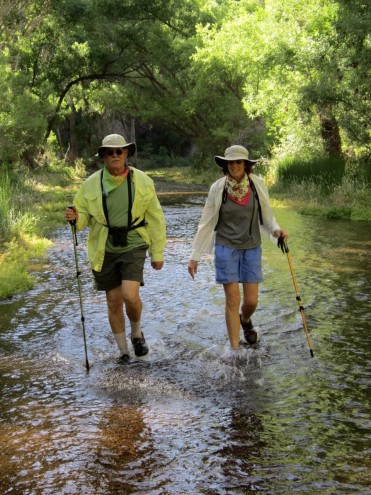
[333,0,371,156]
[192,0,370,162]
[0,0,369,166]
[0,0,56,164]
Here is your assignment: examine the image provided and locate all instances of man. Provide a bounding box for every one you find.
[65,134,166,364]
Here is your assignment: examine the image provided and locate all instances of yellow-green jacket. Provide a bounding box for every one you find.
[73,167,166,272]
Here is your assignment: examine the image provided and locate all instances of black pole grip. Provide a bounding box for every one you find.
[277,235,289,253]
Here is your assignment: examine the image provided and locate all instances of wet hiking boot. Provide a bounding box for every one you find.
[116,353,130,365]
[131,332,149,357]
[240,315,258,345]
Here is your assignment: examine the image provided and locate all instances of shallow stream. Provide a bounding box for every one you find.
[0,196,370,494]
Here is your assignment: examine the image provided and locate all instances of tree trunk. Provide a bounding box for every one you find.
[67,98,78,162]
[318,107,342,158]
[130,117,138,165]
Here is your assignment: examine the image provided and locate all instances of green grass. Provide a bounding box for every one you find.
[0,170,38,241]
[0,260,34,299]
[0,236,52,299]
[271,174,371,221]
[145,165,220,186]
[0,160,79,300]
[276,155,346,188]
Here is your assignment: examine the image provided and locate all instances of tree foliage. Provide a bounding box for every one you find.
[0,0,369,166]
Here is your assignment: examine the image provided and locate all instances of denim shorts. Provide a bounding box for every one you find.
[214,244,263,284]
[92,247,147,291]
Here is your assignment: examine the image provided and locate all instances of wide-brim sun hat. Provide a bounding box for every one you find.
[97,134,136,157]
[215,145,259,168]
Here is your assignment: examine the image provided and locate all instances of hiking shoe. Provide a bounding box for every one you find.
[131,332,149,357]
[240,315,258,345]
[116,353,130,365]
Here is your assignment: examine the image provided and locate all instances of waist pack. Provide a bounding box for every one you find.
[108,223,145,247]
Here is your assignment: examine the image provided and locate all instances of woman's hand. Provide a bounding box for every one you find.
[274,229,288,241]
[188,260,199,280]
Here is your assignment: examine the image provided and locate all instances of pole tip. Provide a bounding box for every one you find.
[310,349,314,358]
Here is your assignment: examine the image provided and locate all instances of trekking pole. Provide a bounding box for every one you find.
[68,206,90,371]
[278,236,314,358]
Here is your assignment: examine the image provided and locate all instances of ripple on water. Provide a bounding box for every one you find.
[0,205,370,494]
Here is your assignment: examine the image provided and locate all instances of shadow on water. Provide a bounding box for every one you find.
[0,194,370,494]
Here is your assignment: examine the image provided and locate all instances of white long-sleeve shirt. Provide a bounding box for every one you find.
[190,173,281,261]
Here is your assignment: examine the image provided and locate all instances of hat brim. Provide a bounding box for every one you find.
[214,156,259,168]
[97,142,136,158]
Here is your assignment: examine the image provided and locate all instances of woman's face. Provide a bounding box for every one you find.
[227,160,245,182]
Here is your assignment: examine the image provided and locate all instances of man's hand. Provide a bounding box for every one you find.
[151,261,164,270]
[65,206,78,224]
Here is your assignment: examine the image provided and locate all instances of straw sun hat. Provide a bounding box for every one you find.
[215,145,259,168]
[97,134,136,157]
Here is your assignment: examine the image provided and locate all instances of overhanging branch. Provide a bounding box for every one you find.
[44,67,143,141]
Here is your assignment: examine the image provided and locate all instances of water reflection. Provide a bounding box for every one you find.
[93,404,155,493]
[216,410,265,492]
[0,198,370,494]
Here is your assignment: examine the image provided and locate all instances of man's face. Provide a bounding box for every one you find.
[103,147,129,175]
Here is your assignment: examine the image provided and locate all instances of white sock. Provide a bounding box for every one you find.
[130,320,141,339]
[113,332,129,354]
[241,315,252,325]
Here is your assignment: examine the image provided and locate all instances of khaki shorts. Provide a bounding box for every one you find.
[92,247,147,291]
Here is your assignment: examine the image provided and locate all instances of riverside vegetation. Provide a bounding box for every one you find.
[1,1,369,299]
[0,153,369,300]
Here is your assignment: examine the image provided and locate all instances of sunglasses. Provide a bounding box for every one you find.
[105,148,124,156]
[228,160,244,165]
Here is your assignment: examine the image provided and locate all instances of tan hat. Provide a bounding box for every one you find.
[97,134,136,157]
[215,145,259,168]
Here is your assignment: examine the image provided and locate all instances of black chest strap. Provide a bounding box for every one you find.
[100,169,145,231]
[248,178,263,226]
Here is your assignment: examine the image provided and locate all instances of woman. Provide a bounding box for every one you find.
[188,145,288,350]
